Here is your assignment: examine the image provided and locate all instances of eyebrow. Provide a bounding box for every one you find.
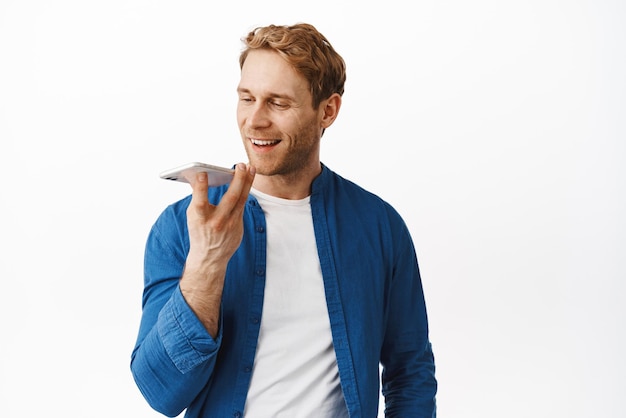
[236,87,295,102]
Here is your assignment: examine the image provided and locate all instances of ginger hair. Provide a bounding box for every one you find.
[239,23,346,109]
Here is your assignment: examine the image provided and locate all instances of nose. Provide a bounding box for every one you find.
[246,102,271,129]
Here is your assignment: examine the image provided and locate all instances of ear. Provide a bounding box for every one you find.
[320,93,342,129]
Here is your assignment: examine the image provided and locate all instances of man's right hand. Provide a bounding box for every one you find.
[180,163,256,337]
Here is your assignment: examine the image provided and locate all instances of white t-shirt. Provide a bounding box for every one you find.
[244,188,349,418]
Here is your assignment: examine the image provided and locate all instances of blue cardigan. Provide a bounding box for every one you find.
[131,164,437,417]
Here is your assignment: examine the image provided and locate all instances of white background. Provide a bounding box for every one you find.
[1,1,624,417]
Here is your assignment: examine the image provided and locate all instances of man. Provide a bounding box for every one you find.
[131,23,437,417]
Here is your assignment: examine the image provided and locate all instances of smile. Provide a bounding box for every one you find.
[250,138,280,146]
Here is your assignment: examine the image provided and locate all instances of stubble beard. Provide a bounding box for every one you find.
[245,125,321,178]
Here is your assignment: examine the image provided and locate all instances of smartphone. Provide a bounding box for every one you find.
[159,162,235,186]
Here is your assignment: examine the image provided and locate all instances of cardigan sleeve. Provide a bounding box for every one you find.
[130,205,222,417]
[380,214,437,417]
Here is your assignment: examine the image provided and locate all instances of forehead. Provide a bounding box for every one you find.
[238,49,310,98]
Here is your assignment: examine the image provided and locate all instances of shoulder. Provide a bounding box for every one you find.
[317,165,404,220]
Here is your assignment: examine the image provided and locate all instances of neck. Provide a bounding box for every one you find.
[252,163,322,200]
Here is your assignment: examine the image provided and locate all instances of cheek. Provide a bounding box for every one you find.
[236,107,244,126]
[236,102,251,125]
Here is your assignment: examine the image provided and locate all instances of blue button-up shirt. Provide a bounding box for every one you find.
[131,165,437,417]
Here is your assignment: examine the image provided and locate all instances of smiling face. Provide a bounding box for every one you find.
[237,49,326,182]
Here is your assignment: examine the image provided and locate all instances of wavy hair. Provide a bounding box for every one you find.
[239,23,346,109]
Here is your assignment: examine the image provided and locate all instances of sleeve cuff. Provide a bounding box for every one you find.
[157,286,222,373]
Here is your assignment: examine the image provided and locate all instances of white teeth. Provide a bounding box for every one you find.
[251,138,279,146]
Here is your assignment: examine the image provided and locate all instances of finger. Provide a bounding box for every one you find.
[215,163,254,216]
[189,171,211,214]
[233,164,256,214]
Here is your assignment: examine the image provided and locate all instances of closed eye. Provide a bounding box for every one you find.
[270,101,289,109]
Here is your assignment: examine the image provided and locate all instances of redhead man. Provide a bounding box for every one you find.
[131,23,437,417]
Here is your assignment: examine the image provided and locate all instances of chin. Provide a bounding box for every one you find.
[252,166,275,177]
[246,157,275,176]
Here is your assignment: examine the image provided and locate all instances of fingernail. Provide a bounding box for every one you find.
[197,172,207,182]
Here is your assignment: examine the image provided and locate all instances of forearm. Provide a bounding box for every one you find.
[179,260,227,339]
[131,288,221,416]
[381,223,437,416]
[382,343,437,417]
